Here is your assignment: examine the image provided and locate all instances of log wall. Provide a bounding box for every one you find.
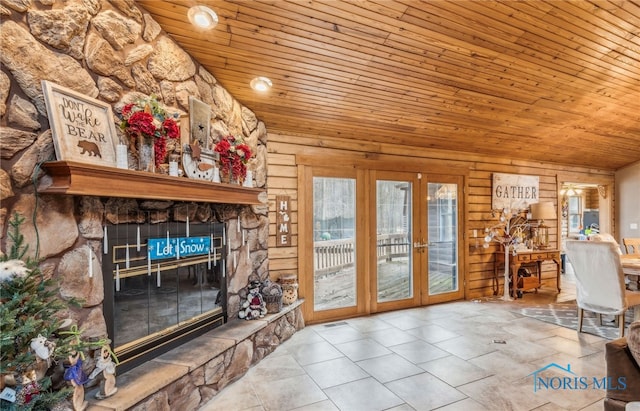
[267,132,615,302]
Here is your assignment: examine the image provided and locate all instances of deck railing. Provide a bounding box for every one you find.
[376,233,411,261]
[314,234,410,275]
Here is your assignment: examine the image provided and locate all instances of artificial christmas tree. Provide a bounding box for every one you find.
[0,213,108,410]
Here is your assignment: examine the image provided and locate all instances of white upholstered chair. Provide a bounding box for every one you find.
[565,240,640,337]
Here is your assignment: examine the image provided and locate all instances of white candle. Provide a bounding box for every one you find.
[233,251,236,268]
[242,229,245,244]
[167,231,170,248]
[115,264,120,292]
[208,249,211,269]
[125,245,130,269]
[157,264,161,287]
[237,216,240,232]
[243,170,253,187]
[186,217,190,237]
[116,144,128,169]
[88,246,93,278]
[223,228,226,245]
[147,250,151,275]
[247,243,250,260]
[222,262,226,278]
[136,225,141,252]
[169,161,179,177]
[103,226,108,254]
[177,242,180,260]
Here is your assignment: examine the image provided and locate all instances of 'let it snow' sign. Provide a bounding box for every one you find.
[148,236,211,260]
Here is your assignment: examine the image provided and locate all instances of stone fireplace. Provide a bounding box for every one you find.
[1,1,305,407]
[27,160,273,352]
[3,162,305,409]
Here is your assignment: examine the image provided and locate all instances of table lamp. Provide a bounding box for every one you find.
[530,201,556,249]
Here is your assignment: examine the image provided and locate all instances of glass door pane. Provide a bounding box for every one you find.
[376,180,412,302]
[313,176,357,311]
[427,182,459,295]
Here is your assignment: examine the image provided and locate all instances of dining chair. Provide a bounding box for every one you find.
[623,238,640,256]
[565,240,640,337]
[623,238,640,290]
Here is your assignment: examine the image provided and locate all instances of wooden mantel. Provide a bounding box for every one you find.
[39,161,265,205]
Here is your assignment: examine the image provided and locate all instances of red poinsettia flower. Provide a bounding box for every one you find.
[214,135,253,182]
[214,139,231,155]
[120,95,181,168]
[163,118,180,139]
[126,111,156,137]
[121,103,135,117]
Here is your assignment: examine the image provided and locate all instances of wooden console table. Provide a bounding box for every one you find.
[622,255,640,276]
[494,249,562,299]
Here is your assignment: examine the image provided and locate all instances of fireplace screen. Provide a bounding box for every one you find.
[102,221,226,371]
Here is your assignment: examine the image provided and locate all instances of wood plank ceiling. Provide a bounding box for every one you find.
[137,0,640,170]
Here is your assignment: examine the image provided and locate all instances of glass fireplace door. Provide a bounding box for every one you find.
[103,220,226,371]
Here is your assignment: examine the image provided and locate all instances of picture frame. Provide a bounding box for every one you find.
[42,80,118,167]
[189,96,211,149]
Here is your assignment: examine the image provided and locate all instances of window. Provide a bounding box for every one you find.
[568,196,582,234]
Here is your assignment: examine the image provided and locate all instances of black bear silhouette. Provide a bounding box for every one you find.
[77,140,102,158]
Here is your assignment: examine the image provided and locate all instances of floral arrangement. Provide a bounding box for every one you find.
[214,135,253,182]
[120,95,180,167]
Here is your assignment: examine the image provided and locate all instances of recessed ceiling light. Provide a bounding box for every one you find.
[250,76,272,92]
[188,5,218,30]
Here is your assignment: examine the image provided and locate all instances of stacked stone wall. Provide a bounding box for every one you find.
[0,0,269,360]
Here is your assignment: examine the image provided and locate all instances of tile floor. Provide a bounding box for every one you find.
[200,272,610,411]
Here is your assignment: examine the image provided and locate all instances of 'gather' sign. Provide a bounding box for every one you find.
[492,173,539,211]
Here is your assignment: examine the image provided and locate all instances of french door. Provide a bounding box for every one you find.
[421,175,464,305]
[371,172,463,312]
[305,167,463,322]
[308,167,365,322]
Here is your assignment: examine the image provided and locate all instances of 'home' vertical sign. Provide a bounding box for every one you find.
[276,195,291,247]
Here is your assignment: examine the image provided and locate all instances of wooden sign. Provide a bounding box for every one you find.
[276,195,291,247]
[42,80,118,167]
[492,173,539,211]
[188,96,211,148]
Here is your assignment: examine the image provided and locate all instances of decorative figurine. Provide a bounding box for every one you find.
[30,334,56,381]
[64,350,88,411]
[238,280,267,320]
[89,345,118,400]
[15,370,41,407]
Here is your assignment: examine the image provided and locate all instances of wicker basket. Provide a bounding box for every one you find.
[263,294,283,314]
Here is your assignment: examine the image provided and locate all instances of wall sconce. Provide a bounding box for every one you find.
[530,201,556,249]
[250,76,272,92]
[188,5,218,30]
